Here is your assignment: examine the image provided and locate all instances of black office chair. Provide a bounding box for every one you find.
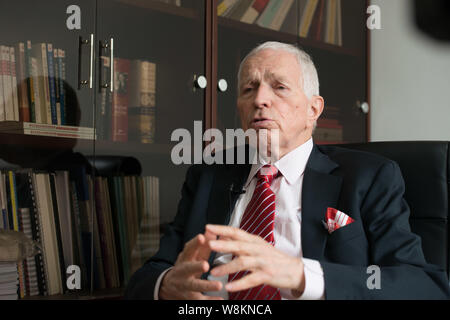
[334,141,449,279]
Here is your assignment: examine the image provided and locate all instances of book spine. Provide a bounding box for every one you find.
[112,58,130,142]
[1,45,15,121]
[46,44,57,125]
[28,172,48,295]
[0,46,5,121]
[325,0,337,44]
[269,0,294,31]
[53,49,61,125]
[256,0,283,28]
[40,44,52,124]
[57,50,66,125]
[15,43,30,122]
[94,178,113,288]
[25,41,36,123]
[98,56,111,140]
[8,171,26,298]
[299,0,319,38]
[48,173,67,293]
[30,56,43,123]
[218,0,238,16]
[9,47,20,121]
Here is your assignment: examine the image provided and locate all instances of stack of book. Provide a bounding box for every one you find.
[0,41,67,126]
[100,57,157,144]
[218,0,343,46]
[0,262,18,300]
[0,167,160,297]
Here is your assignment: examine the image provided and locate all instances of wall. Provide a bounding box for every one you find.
[370,0,450,141]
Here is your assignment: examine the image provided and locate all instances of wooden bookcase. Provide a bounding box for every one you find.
[0,0,368,300]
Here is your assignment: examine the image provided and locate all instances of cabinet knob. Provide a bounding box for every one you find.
[194,75,207,89]
[357,101,370,114]
[218,79,228,92]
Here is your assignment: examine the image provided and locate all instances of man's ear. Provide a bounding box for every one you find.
[309,95,324,122]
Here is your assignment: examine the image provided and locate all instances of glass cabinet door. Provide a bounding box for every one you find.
[0,0,98,297]
[216,0,368,144]
[95,0,206,288]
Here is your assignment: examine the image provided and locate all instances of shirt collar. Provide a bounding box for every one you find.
[244,138,314,188]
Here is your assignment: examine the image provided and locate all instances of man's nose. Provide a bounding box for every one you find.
[253,84,272,108]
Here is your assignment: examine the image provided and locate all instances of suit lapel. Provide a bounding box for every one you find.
[301,145,342,260]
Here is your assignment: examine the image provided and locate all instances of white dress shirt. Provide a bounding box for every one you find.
[155,138,325,300]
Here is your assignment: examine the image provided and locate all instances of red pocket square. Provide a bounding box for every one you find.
[323,207,354,234]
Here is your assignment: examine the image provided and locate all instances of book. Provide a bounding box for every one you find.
[240,0,270,24]
[94,177,113,288]
[9,47,20,121]
[128,106,155,144]
[56,49,66,125]
[98,56,112,140]
[1,45,15,121]
[309,0,326,40]
[228,0,253,21]
[33,172,63,295]
[15,42,30,122]
[0,47,4,121]
[30,56,43,124]
[112,58,130,142]
[299,0,319,38]
[102,177,120,287]
[31,43,52,124]
[218,0,240,16]
[324,0,337,44]
[256,0,284,28]
[336,0,342,46]
[46,44,58,125]
[15,170,47,296]
[128,59,156,143]
[25,41,36,123]
[53,171,75,274]
[269,0,295,31]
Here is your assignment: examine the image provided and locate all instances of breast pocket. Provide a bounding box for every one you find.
[327,219,365,246]
[325,219,369,264]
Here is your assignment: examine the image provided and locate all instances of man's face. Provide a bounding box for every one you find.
[237,49,323,158]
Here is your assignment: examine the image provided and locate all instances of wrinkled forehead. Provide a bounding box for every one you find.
[239,49,302,85]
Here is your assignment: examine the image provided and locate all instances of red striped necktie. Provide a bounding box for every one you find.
[228,164,281,300]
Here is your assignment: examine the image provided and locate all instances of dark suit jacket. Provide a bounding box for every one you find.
[125,144,450,299]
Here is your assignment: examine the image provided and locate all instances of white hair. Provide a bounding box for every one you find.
[237,41,320,98]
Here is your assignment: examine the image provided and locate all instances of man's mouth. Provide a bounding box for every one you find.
[251,117,274,128]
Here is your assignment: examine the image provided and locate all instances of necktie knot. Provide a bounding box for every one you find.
[257,165,278,185]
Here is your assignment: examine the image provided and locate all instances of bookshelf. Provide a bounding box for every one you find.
[0,0,368,300]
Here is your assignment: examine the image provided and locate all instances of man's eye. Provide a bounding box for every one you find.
[277,85,287,90]
[243,87,253,93]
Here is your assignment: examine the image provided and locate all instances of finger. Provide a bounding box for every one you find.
[178,260,209,277]
[210,256,258,277]
[185,278,223,293]
[179,234,206,261]
[206,224,263,243]
[226,272,266,292]
[195,230,215,261]
[209,239,261,256]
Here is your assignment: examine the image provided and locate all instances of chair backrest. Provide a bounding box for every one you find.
[335,141,449,277]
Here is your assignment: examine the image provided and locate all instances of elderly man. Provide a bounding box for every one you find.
[125,41,449,300]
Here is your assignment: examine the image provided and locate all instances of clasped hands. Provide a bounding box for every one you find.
[159,224,305,300]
